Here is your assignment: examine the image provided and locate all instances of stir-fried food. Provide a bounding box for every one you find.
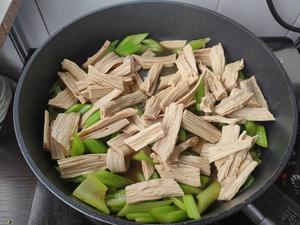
[44,33,275,223]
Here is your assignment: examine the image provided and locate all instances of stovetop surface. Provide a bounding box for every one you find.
[1,37,300,225]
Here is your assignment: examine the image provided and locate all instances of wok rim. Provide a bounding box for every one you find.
[13,1,298,224]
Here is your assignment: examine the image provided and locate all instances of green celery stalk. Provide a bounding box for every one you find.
[195,102,201,112]
[250,149,262,164]
[256,125,268,148]
[135,216,157,223]
[178,128,187,143]
[105,189,126,208]
[136,172,145,182]
[115,33,148,56]
[126,212,151,220]
[142,39,164,52]
[79,104,92,114]
[110,131,122,139]
[150,206,188,223]
[109,205,123,213]
[183,195,200,219]
[133,150,154,164]
[115,42,142,56]
[72,176,109,214]
[238,175,255,193]
[239,71,245,80]
[63,176,86,184]
[91,170,133,188]
[70,134,85,156]
[200,175,210,190]
[107,39,119,52]
[132,105,143,116]
[49,79,64,96]
[245,121,257,136]
[117,200,172,216]
[188,37,210,50]
[195,77,205,103]
[65,104,84,114]
[197,180,221,215]
[170,197,186,211]
[82,139,108,154]
[150,170,160,179]
[117,33,148,48]
[179,183,201,195]
[83,110,101,128]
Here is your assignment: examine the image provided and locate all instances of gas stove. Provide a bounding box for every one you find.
[1,37,300,225]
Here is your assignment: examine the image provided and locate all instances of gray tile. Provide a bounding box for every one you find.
[0,0,12,23]
[218,0,288,36]
[273,0,300,25]
[287,15,300,41]
[36,0,133,34]
[0,37,23,69]
[36,0,219,34]
[14,0,49,49]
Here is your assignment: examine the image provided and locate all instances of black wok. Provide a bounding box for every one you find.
[13,1,298,224]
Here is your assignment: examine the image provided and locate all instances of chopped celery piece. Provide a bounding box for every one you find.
[239,175,255,193]
[256,125,268,148]
[245,121,257,136]
[183,194,200,219]
[79,104,92,114]
[135,216,157,223]
[172,48,182,53]
[82,139,107,154]
[118,200,172,216]
[63,176,86,184]
[126,212,151,220]
[115,42,142,56]
[49,79,63,96]
[239,71,245,80]
[200,175,210,189]
[91,170,133,188]
[106,189,126,208]
[117,33,148,48]
[142,39,164,52]
[170,197,186,211]
[65,104,85,114]
[83,110,101,128]
[179,183,201,195]
[107,39,119,52]
[188,37,210,50]
[110,131,121,139]
[136,172,145,182]
[197,180,221,215]
[72,176,109,214]
[195,77,205,103]
[150,170,160,179]
[70,134,85,156]
[195,102,201,112]
[109,205,123,213]
[250,149,261,160]
[178,128,187,143]
[115,33,148,56]
[133,150,154,164]
[150,206,188,223]
[133,105,143,116]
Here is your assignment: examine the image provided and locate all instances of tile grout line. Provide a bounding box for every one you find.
[286,14,300,37]
[216,0,222,12]
[34,0,50,36]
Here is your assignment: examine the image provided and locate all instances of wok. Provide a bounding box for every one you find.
[13,1,298,224]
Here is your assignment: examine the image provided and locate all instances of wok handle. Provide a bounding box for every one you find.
[242,204,276,225]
